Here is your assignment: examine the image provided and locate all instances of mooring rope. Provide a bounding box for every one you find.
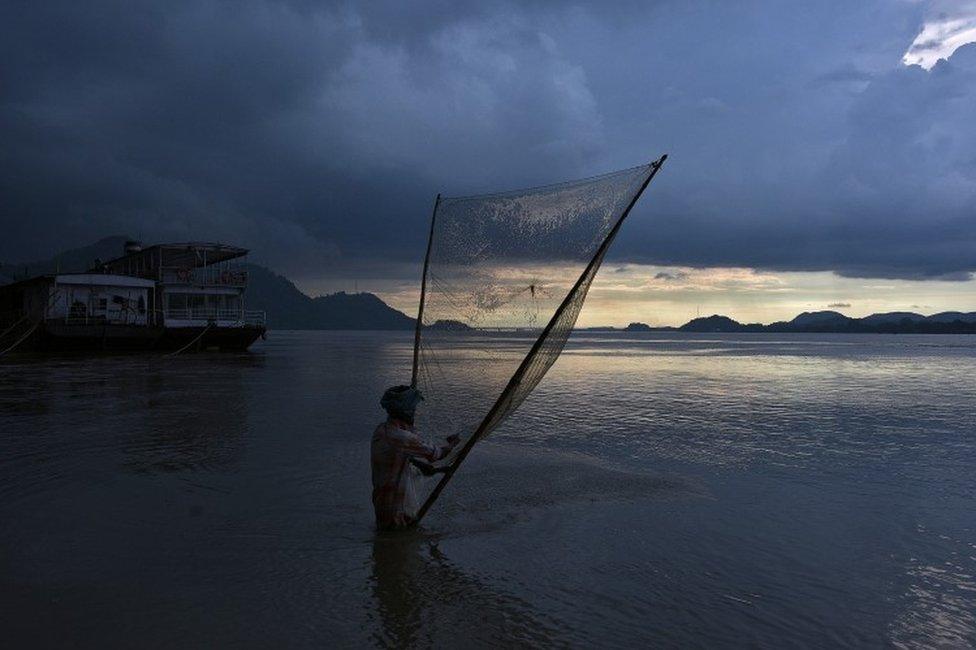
[165,322,214,357]
[0,322,39,358]
[0,315,29,342]
[0,291,62,357]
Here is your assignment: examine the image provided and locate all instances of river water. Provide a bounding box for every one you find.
[1,331,975,648]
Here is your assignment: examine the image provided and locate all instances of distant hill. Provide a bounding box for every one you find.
[680,315,764,332]
[776,310,976,333]
[5,238,976,333]
[610,311,976,334]
[308,291,413,330]
[789,310,852,329]
[241,264,318,328]
[674,311,976,334]
[0,235,129,282]
[623,322,654,332]
[858,311,926,326]
[929,311,976,324]
[427,319,474,331]
[243,265,413,330]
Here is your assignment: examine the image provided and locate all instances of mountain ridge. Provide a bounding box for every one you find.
[3,240,975,333]
[671,310,976,334]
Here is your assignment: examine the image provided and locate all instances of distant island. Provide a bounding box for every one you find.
[617,310,976,334]
[428,319,474,331]
[624,322,654,332]
[4,236,975,333]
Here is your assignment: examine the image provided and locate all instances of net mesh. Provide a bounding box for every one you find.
[414,163,657,467]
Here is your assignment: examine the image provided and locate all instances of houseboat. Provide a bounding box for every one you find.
[0,241,266,354]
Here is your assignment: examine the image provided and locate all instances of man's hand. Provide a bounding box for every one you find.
[409,457,444,476]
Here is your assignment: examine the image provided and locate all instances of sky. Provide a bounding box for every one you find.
[1,0,975,326]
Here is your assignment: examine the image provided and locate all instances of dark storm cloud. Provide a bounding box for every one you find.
[653,271,688,282]
[1,0,974,282]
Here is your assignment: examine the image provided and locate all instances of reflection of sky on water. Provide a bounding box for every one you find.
[1,331,975,646]
[413,331,976,645]
[889,525,976,649]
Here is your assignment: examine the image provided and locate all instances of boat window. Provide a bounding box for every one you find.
[138,295,146,314]
[167,294,187,310]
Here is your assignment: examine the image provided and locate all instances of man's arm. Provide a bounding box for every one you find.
[404,434,461,475]
[389,429,460,463]
[409,457,450,476]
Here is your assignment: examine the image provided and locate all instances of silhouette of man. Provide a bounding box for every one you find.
[371,385,459,530]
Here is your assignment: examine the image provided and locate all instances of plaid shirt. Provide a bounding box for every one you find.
[371,418,450,529]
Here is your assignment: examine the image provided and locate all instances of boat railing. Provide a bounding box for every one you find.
[164,308,266,326]
[59,311,150,326]
[61,314,101,324]
[159,266,248,287]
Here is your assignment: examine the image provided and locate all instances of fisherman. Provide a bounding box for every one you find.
[371,385,459,530]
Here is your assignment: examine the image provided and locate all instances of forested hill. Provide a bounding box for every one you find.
[0,235,129,283]
[243,265,413,330]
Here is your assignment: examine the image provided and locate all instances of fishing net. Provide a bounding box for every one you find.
[414,161,661,446]
[411,158,665,522]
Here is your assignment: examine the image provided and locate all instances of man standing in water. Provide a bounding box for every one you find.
[371,385,459,530]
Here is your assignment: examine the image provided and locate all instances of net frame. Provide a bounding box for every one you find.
[412,154,668,524]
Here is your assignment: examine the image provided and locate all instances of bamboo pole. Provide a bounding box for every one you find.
[411,194,441,388]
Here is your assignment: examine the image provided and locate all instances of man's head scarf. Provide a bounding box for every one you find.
[380,385,424,418]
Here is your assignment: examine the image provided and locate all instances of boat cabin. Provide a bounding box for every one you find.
[0,241,266,353]
[0,274,155,327]
[94,241,265,328]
